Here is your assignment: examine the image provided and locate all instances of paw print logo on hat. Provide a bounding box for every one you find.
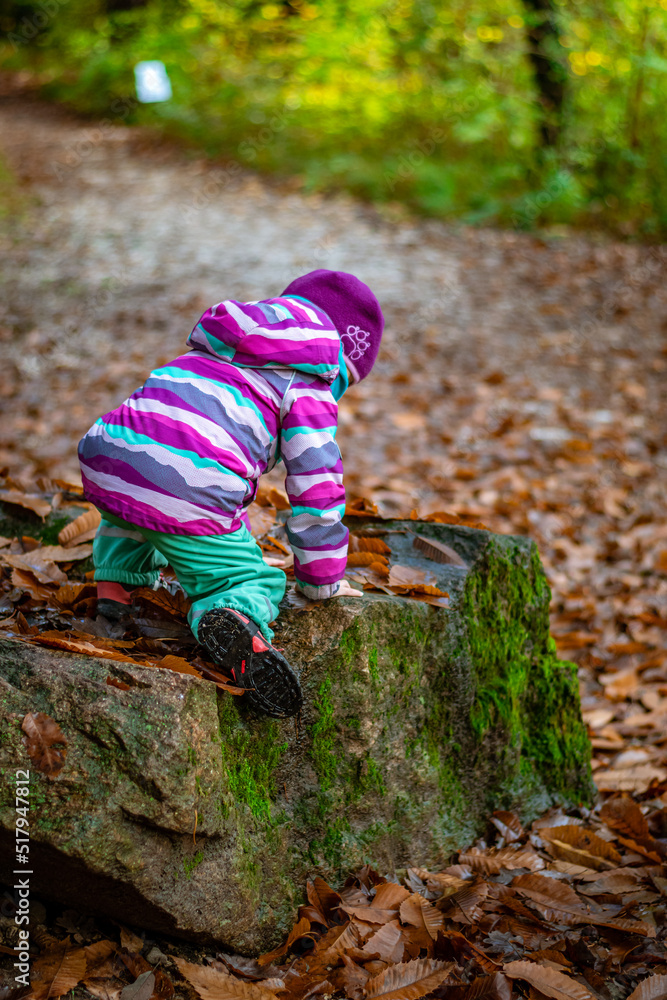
[342,324,371,361]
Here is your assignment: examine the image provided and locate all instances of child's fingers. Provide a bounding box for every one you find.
[336,579,364,598]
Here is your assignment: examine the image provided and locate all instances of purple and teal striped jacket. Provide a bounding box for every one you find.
[78,295,350,597]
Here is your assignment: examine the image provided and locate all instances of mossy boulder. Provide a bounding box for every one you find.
[0,520,594,952]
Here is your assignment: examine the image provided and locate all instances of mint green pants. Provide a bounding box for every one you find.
[92,512,286,641]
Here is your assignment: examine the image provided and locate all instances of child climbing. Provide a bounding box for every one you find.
[78,269,384,718]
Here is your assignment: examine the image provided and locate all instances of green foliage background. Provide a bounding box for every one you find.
[1,0,666,237]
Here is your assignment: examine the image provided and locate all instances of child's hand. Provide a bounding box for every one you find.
[335,579,364,598]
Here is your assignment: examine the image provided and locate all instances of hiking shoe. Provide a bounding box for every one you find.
[197,607,302,718]
[96,582,136,622]
[96,598,136,622]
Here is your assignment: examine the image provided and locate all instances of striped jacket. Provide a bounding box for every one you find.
[78,295,350,598]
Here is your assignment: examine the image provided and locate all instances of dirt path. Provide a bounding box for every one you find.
[1,89,666,789]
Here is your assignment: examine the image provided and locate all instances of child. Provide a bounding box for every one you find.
[78,269,384,718]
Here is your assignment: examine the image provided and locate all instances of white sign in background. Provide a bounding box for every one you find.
[134,61,173,103]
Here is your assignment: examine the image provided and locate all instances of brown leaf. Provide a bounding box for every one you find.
[439,877,489,924]
[503,961,593,1000]
[52,583,92,608]
[361,920,405,964]
[512,873,589,925]
[26,631,144,664]
[257,916,311,966]
[58,507,102,547]
[365,958,455,1000]
[33,544,93,563]
[316,921,359,962]
[342,906,397,925]
[174,959,277,1000]
[28,944,87,1000]
[9,567,55,601]
[134,587,191,619]
[398,893,443,940]
[331,955,370,1000]
[0,489,51,519]
[491,811,525,843]
[371,882,411,910]
[118,927,144,953]
[347,552,389,567]
[248,505,277,539]
[345,497,379,516]
[21,712,67,779]
[411,534,467,567]
[155,655,203,678]
[465,974,513,1000]
[306,876,342,925]
[120,971,155,1000]
[3,553,67,585]
[460,846,544,874]
[349,535,392,555]
[626,975,667,1000]
[538,826,622,870]
[387,564,436,589]
[599,797,653,845]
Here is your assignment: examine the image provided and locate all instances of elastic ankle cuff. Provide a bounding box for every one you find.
[94,570,161,587]
[189,602,274,644]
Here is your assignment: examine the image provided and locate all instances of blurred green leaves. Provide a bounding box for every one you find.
[1,0,666,236]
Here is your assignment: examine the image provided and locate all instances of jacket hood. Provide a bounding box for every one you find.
[187,296,342,386]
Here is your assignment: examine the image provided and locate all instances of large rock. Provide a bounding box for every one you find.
[0,521,594,952]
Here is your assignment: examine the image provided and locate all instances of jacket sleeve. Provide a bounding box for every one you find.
[280,377,348,600]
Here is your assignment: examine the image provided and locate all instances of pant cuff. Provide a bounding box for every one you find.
[189,601,275,643]
[94,569,162,587]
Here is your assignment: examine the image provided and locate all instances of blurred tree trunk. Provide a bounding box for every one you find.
[521,0,567,147]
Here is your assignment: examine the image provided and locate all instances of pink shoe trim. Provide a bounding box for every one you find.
[97,581,134,604]
[252,634,269,653]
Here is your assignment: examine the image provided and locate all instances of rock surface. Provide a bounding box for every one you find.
[0,521,593,952]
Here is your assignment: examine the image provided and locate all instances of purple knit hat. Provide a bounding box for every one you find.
[281,269,384,383]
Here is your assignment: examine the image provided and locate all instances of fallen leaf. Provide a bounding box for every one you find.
[174,959,277,1000]
[306,877,342,925]
[538,826,622,870]
[21,712,67,779]
[119,971,155,1000]
[599,796,653,845]
[0,489,51,519]
[134,587,191,619]
[28,942,87,1000]
[248,505,277,539]
[503,960,593,1000]
[118,927,144,953]
[465,974,513,1000]
[388,565,435,589]
[361,920,405,964]
[460,846,545,874]
[511,873,589,924]
[364,958,455,1000]
[257,916,311,966]
[371,883,411,910]
[58,508,101,547]
[411,534,467,567]
[626,975,667,1000]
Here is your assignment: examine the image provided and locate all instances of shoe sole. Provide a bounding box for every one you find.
[198,608,302,718]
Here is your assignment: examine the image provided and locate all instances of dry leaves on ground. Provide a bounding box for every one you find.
[9,796,666,1000]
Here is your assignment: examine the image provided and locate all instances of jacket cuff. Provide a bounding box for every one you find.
[295,581,341,601]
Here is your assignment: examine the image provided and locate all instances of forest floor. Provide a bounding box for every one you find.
[1,80,666,793]
[0,77,667,1000]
